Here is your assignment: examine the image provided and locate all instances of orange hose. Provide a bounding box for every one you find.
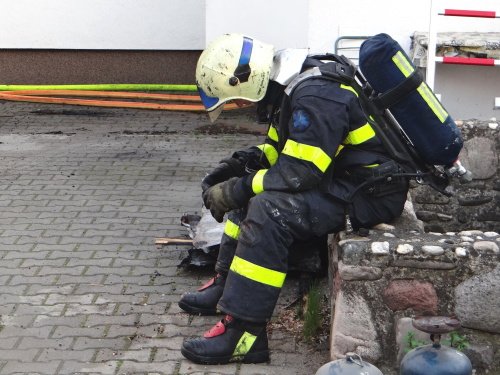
[4,90,202,101]
[0,90,243,112]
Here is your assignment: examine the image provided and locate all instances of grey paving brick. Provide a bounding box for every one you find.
[0,349,39,361]
[84,266,132,276]
[57,274,106,285]
[37,348,96,362]
[118,361,178,374]
[58,360,118,375]
[73,337,128,350]
[11,304,66,317]
[0,360,61,375]
[73,283,124,295]
[8,275,58,285]
[38,265,86,276]
[48,250,93,259]
[0,337,20,350]
[45,293,95,305]
[67,258,113,267]
[58,236,103,245]
[95,348,151,362]
[34,243,78,252]
[0,304,16,315]
[179,360,238,375]
[21,258,67,267]
[85,314,138,328]
[32,315,86,328]
[95,293,147,305]
[115,302,167,316]
[16,236,61,245]
[4,249,48,259]
[52,326,105,338]
[64,303,116,317]
[139,313,190,327]
[18,337,73,349]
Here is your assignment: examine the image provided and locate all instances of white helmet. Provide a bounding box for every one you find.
[196,33,274,122]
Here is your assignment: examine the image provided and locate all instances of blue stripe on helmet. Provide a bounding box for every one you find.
[197,86,220,110]
[239,37,253,66]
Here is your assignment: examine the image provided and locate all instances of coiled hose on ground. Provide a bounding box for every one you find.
[0,84,241,112]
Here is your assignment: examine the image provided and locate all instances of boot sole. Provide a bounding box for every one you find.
[178,301,218,316]
[181,346,270,365]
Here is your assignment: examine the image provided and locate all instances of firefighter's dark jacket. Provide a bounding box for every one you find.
[230,60,398,205]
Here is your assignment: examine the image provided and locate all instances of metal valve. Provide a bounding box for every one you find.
[445,160,473,183]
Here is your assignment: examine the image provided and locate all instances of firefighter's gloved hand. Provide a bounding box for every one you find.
[202,177,247,222]
[201,158,246,193]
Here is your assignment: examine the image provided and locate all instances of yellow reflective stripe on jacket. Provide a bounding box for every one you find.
[340,84,358,97]
[233,332,257,357]
[267,126,279,142]
[230,255,286,288]
[282,139,332,173]
[224,219,240,240]
[252,169,267,194]
[256,144,278,166]
[392,51,448,123]
[335,144,344,157]
[344,123,376,145]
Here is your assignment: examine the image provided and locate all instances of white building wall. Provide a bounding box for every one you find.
[205,0,309,49]
[1,0,497,54]
[0,0,205,50]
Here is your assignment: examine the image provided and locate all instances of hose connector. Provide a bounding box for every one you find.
[445,160,473,183]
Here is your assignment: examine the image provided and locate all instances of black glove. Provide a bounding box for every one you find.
[201,158,247,192]
[202,177,248,222]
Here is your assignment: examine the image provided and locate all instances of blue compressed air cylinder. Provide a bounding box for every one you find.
[359,33,463,167]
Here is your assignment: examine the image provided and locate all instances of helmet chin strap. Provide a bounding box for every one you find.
[270,48,309,86]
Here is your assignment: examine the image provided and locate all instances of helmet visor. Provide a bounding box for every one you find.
[207,104,225,123]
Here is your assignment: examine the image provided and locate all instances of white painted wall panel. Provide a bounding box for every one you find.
[0,0,205,50]
[1,0,497,52]
[206,0,309,50]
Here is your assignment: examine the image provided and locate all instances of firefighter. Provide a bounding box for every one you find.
[180,33,409,364]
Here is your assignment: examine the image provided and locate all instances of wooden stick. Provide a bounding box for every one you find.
[155,237,193,246]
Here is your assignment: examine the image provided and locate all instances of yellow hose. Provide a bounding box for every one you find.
[0,84,198,92]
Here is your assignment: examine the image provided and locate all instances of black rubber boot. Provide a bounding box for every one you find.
[181,315,269,364]
[178,274,225,315]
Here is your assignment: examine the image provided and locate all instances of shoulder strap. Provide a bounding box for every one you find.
[284,66,322,96]
[284,54,357,97]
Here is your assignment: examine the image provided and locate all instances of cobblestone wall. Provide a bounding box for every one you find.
[328,222,499,375]
[411,120,499,233]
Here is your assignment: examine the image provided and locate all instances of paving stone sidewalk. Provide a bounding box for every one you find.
[0,101,328,375]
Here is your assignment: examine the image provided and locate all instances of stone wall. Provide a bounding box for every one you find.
[411,120,499,233]
[328,222,499,374]
[327,120,500,374]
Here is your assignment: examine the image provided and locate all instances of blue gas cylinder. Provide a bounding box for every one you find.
[400,316,473,375]
[400,343,472,375]
[315,354,383,375]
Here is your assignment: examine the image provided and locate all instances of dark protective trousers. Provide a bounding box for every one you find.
[214,184,408,323]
